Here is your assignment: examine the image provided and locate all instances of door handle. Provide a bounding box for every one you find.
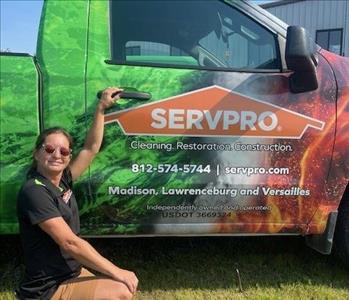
[97,89,151,101]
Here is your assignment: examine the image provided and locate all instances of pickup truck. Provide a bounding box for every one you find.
[1,0,348,265]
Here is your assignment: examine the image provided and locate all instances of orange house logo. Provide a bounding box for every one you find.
[104,86,325,139]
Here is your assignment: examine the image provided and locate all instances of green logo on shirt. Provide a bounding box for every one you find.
[34,179,46,187]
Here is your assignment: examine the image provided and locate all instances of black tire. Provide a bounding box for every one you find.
[334,184,349,267]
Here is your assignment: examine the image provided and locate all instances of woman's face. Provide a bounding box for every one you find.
[35,133,71,176]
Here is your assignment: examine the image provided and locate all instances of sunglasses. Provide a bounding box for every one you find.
[42,144,72,157]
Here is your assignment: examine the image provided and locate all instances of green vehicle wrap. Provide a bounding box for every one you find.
[0,54,39,233]
[1,1,209,234]
[0,0,348,261]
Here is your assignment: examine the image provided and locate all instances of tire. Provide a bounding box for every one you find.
[334,185,349,267]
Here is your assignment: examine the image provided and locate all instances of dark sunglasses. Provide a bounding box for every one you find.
[42,144,72,157]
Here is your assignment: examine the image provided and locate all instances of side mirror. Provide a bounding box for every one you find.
[286,26,318,93]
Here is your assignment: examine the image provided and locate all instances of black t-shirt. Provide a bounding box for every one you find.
[17,169,82,300]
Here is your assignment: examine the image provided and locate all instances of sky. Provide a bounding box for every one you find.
[0,0,274,55]
[0,0,44,54]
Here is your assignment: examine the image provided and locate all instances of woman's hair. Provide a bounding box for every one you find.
[27,127,74,178]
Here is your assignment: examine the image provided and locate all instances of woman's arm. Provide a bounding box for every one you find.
[69,87,122,181]
[39,216,138,294]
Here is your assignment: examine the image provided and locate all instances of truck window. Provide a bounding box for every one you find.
[110,0,280,70]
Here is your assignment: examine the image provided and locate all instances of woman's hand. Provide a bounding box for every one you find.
[111,268,139,295]
[98,87,123,111]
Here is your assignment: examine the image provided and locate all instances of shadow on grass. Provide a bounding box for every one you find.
[1,234,348,294]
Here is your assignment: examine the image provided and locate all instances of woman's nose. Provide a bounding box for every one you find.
[52,149,62,158]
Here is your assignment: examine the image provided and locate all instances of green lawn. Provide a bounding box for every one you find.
[1,235,348,300]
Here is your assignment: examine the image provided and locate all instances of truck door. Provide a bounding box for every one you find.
[82,0,335,236]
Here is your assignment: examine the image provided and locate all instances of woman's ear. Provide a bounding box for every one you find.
[33,149,39,161]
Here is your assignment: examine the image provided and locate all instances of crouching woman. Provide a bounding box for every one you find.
[17,88,138,300]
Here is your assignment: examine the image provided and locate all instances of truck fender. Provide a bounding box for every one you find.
[305,211,338,255]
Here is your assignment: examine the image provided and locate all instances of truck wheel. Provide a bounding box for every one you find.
[334,185,349,267]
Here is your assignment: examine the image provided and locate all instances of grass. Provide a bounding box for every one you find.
[0,235,348,300]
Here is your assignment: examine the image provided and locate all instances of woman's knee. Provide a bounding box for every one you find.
[94,279,133,300]
[112,284,133,300]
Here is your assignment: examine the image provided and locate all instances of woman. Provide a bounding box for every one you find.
[16,88,138,300]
